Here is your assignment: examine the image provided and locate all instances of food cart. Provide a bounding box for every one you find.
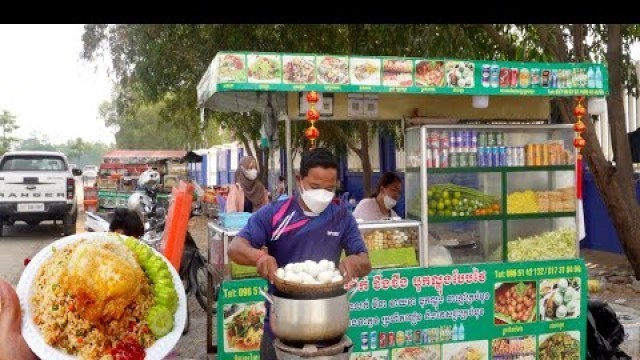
[197,51,608,359]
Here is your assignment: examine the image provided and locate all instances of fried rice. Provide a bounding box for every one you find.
[31,239,157,359]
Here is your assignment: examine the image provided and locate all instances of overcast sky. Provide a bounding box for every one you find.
[0,24,115,145]
[1,25,640,147]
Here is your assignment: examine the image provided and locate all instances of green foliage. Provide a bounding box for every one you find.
[0,110,20,155]
[15,135,111,168]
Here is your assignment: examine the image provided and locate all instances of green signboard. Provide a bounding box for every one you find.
[216,258,587,360]
[198,51,609,104]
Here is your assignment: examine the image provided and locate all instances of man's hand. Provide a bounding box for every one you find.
[0,278,37,360]
[256,255,279,284]
[339,254,370,282]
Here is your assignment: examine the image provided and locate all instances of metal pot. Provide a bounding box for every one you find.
[261,290,352,342]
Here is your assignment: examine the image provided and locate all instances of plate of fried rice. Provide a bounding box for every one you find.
[17,232,187,360]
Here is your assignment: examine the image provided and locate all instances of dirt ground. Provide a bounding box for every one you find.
[582,248,640,310]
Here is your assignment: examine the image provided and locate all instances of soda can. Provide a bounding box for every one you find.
[405,330,413,345]
[396,330,405,346]
[477,148,485,167]
[510,67,519,87]
[481,64,491,88]
[369,331,378,350]
[496,131,505,146]
[462,131,470,152]
[499,146,506,167]
[428,130,440,150]
[414,330,422,344]
[531,68,541,87]
[454,130,463,152]
[551,70,558,88]
[499,67,510,88]
[379,332,387,348]
[470,130,478,152]
[487,131,496,146]
[518,147,526,166]
[440,130,451,150]
[478,131,487,147]
[485,147,493,167]
[459,152,468,167]
[426,148,433,168]
[441,149,449,168]
[388,332,395,347]
[422,329,430,344]
[490,64,500,88]
[433,149,441,168]
[450,152,459,168]
[468,152,477,167]
[360,332,369,351]
[506,147,513,167]
[492,147,500,167]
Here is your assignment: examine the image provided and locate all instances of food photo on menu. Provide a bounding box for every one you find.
[391,345,440,360]
[442,340,489,360]
[539,277,581,321]
[415,60,446,87]
[491,336,536,360]
[247,54,282,83]
[317,56,349,84]
[218,53,247,82]
[494,281,537,325]
[282,55,316,84]
[538,331,580,360]
[382,59,414,87]
[350,57,382,86]
[222,301,266,352]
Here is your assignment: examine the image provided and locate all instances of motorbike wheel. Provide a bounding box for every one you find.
[190,254,212,312]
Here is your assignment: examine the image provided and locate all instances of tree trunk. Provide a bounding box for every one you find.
[579,24,640,278]
[357,122,373,197]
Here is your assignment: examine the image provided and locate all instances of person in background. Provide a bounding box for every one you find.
[352,172,402,221]
[226,156,269,213]
[109,207,145,238]
[0,278,37,360]
[274,175,288,201]
[227,148,371,360]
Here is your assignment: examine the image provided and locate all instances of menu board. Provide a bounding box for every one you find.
[216,258,587,360]
[198,51,609,104]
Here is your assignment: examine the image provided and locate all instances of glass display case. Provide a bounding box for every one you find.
[405,124,579,266]
[358,219,423,269]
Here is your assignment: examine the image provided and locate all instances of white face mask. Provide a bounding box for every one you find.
[383,194,397,210]
[243,168,258,181]
[300,182,334,215]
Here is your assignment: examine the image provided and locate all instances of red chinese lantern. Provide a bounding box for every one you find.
[305,91,321,148]
[573,137,586,149]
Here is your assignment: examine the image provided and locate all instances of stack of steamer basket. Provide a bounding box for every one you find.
[269,275,354,359]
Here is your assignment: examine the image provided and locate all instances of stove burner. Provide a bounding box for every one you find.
[274,336,353,358]
[279,336,344,349]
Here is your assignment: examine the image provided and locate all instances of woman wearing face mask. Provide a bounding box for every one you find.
[353,172,403,221]
[226,156,269,213]
[227,148,371,360]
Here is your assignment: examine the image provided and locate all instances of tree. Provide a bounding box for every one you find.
[0,110,19,154]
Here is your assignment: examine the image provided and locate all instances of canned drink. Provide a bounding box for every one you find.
[459,152,468,167]
[526,144,535,166]
[433,149,441,168]
[551,70,558,88]
[534,144,542,166]
[496,131,505,146]
[519,68,530,88]
[478,131,487,147]
[510,67,519,87]
[360,332,369,351]
[440,131,450,150]
[477,148,485,167]
[470,130,478,152]
[541,69,551,88]
[405,330,413,345]
[450,152,459,168]
[531,68,540,87]
[499,67,510,88]
[499,146,506,167]
[396,330,405,346]
[506,147,513,167]
[369,331,378,350]
[487,131,496,146]
[441,149,449,168]
[490,64,500,88]
[468,152,477,167]
[379,332,387,348]
[542,144,549,165]
[482,64,491,88]
[414,330,422,344]
[426,148,433,168]
[388,332,395,347]
[492,147,500,167]
[428,130,440,149]
[518,147,525,166]
[422,329,429,344]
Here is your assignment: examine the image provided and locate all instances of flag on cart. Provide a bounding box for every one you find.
[577,155,586,241]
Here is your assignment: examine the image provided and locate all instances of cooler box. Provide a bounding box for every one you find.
[218,212,252,229]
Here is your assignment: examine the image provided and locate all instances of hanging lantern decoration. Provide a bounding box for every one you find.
[305,91,320,148]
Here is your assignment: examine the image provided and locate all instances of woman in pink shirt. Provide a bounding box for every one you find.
[226,156,269,213]
[353,172,402,221]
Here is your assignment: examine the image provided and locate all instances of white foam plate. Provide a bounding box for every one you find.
[16,232,187,360]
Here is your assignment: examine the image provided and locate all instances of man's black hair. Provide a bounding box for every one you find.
[109,207,144,238]
[300,147,338,178]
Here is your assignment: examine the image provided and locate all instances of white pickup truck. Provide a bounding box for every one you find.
[0,151,82,237]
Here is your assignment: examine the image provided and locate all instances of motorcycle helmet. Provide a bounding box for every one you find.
[127,192,152,215]
[138,169,160,190]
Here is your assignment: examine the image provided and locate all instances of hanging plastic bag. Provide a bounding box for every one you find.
[587,299,631,360]
[428,244,453,266]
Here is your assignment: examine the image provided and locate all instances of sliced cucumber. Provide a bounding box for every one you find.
[147,306,174,337]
